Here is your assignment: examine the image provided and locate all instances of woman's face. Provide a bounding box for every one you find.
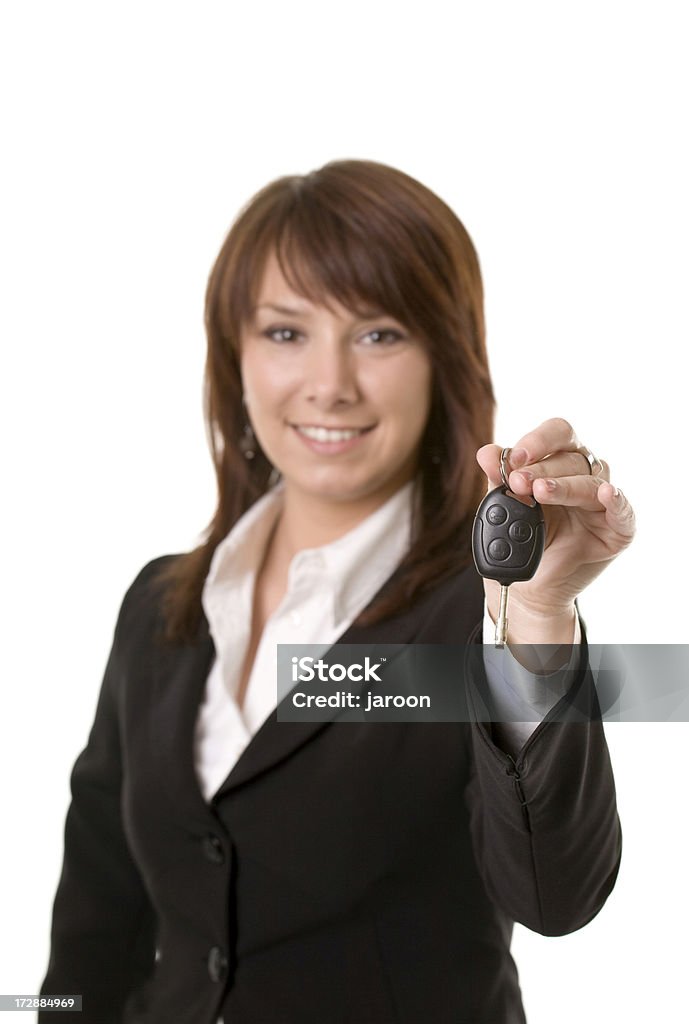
[240,252,433,513]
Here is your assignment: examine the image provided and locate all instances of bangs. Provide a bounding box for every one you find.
[273,214,417,324]
[222,178,451,345]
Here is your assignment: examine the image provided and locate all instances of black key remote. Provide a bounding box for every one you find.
[472,484,546,646]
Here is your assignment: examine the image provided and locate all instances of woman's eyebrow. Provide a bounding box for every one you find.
[253,302,399,322]
[255,302,312,317]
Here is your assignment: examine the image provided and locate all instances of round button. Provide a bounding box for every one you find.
[208,946,229,983]
[487,504,508,525]
[289,610,301,626]
[487,538,511,561]
[202,833,225,865]
[509,520,533,543]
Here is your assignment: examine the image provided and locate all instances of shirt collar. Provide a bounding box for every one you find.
[304,480,415,625]
[202,478,416,631]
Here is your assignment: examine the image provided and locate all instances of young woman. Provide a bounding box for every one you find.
[40,159,634,1023]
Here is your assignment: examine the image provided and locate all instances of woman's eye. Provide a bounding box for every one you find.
[362,328,404,346]
[264,327,300,343]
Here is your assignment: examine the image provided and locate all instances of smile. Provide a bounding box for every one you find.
[294,425,373,442]
[290,423,376,455]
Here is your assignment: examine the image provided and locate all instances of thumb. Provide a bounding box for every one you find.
[476,443,505,490]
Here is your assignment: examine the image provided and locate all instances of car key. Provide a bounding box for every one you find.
[472,454,546,647]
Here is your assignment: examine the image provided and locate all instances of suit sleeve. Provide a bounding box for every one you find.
[463,610,623,937]
[38,570,158,1023]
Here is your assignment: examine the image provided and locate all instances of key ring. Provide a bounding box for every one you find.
[499,448,512,488]
[576,445,604,476]
[499,446,538,507]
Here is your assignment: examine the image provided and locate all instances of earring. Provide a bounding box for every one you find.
[239,423,256,460]
[429,445,442,465]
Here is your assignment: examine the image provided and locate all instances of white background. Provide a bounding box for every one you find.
[1,2,686,1021]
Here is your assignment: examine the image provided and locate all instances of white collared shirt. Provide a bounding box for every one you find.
[195,479,580,800]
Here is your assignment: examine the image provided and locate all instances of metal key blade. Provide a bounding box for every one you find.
[495,584,509,648]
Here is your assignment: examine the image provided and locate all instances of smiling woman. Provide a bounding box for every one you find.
[240,252,433,520]
[156,159,494,643]
[39,160,628,1024]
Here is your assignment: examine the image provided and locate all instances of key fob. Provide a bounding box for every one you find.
[472,484,546,586]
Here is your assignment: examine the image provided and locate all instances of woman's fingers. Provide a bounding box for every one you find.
[528,472,612,510]
[528,475,635,538]
[476,420,610,497]
[476,423,635,597]
[508,416,584,465]
[595,482,637,541]
[475,443,505,487]
[507,452,610,495]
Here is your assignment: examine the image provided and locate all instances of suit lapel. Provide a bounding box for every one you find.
[148,577,414,810]
[211,618,416,800]
[210,559,434,799]
[150,615,217,819]
[152,563,478,806]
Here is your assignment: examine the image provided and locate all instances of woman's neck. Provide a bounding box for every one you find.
[269,482,407,566]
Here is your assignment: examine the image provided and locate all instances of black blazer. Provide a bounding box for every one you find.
[40,555,621,1024]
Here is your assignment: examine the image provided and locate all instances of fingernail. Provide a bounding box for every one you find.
[510,448,528,468]
[544,478,557,491]
[612,485,620,497]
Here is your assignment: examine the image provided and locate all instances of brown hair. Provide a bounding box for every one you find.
[154,159,495,644]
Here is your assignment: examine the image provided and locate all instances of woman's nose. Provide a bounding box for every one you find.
[303,341,360,407]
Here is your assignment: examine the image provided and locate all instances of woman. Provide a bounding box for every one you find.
[40,160,634,1023]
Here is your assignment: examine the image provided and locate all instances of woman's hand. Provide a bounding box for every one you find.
[476,417,636,638]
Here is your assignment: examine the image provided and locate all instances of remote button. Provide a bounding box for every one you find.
[487,538,511,561]
[509,520,533,543]
[487,504,508,525]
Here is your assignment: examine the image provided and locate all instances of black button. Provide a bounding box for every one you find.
[208,945,229,983]
[509,520,533,543]
[487,504,508,525]
[487,538,511,561]
[202,833,225,864]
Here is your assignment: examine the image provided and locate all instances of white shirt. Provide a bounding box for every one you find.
[195,479,581,800]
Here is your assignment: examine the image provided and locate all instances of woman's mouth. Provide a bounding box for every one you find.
[291,423,375,454]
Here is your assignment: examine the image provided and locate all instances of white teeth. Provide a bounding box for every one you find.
[296,425,366,442]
